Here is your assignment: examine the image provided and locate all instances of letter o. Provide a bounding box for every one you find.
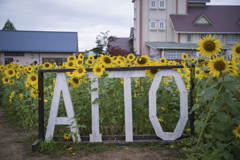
[149,69,188,140]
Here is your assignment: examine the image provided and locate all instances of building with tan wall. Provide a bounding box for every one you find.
[0,30,78,66]
[132,0,240,60]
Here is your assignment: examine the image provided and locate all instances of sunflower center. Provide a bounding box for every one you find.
[138,58,147,64]
[78,68,83,73]
[73,78,79,84]
[196,70,200,74]
[96,67,101,72]
[203,40,216,52]
[9,70,13,75]
[69,57,74,61]
[214,61,225,71]
[45,64,49,68]
[69,62,73,66]
[161,59,165,63]
[236,46,240,54]
[150,69,159,75]
[88,60,92,64]
[104,57,111,64]
[78,60,83,65]
[129,55,133,59]
[4,78,9,82]
[31,76,37,81]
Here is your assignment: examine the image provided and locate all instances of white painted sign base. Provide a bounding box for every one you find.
[45,73,80,142]
[108,70,145,142]
[89,72,102,142]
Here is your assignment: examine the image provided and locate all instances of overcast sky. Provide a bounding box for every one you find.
[0,0,240,51]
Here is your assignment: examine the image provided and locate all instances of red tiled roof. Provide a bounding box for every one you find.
[109,38,132,51]
[170,6,240,33]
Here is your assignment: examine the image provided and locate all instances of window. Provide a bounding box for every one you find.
[5,58,13,65]
[150,19,156,30]
[5,52,24,56]
[214,34,224,43]
[134,8,136,20]
[164,51,188,60]
[227,35,238,44]
[159,0,165,9]
[186,34,192,43]
[159,20,165,30]
[150,0,156,9]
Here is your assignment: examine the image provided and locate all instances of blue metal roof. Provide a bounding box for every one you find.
[0,30,78,52]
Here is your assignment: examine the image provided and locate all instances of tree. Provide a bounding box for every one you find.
[92,31,116,57]
[2,19,17,30]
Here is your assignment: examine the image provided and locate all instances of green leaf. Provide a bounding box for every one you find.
[223,81,236,92]
[190,104,200,114]
[208,101,221,112]
[91,78,97,84]
[194,120,206,134]
[199,88,218,102]
[215,133,226,141]
[215,112,228,122]
[91,88,98,91]
[92,98,100,104]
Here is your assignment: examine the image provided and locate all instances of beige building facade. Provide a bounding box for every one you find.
[132,0,240,60]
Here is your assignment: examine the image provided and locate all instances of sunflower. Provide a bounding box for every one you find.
[88,55,94,60]
[127,53,135,62]
[67,71,74,77]
[208,56,232,78]
[43,62,52,69]
[195,67,202,79]
[197,34,222,58]
[230,56,239,76]
[231,42,240,58]
[78,54,84,60]
[66,61,76,69]
[19,94,24,100]
[4,68,15,78]
[70,77,81,88]
[93,65,105,77]
[85,59,94,67]
[0,65,4,71]
[76,59,83,67]
[233,124,240,139]
[67,55,76,62]
[10,79,14,84]
[181,53,188,61]
[64,133,70,140]
[145,69,160,78]
[134,55,150,66]
[26,65,33,73]
[115,59,123,66]
[73,66,86,77]
[27,73,38,85]
[191,57,196,63]
[100,55,113,67]
[2,77,9,84]
[159,57,167,65]
[30,88,38,98]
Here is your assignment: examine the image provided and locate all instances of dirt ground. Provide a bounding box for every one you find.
[0,106,183,160]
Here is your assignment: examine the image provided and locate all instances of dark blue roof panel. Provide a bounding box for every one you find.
[0,30,78,52]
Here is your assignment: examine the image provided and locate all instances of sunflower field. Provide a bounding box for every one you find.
[0,35,240,159]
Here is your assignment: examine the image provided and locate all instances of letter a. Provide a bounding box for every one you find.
[45,73,80,142]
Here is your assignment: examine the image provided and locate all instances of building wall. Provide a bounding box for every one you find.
[0,52,72,66]
[134,0,188,55]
